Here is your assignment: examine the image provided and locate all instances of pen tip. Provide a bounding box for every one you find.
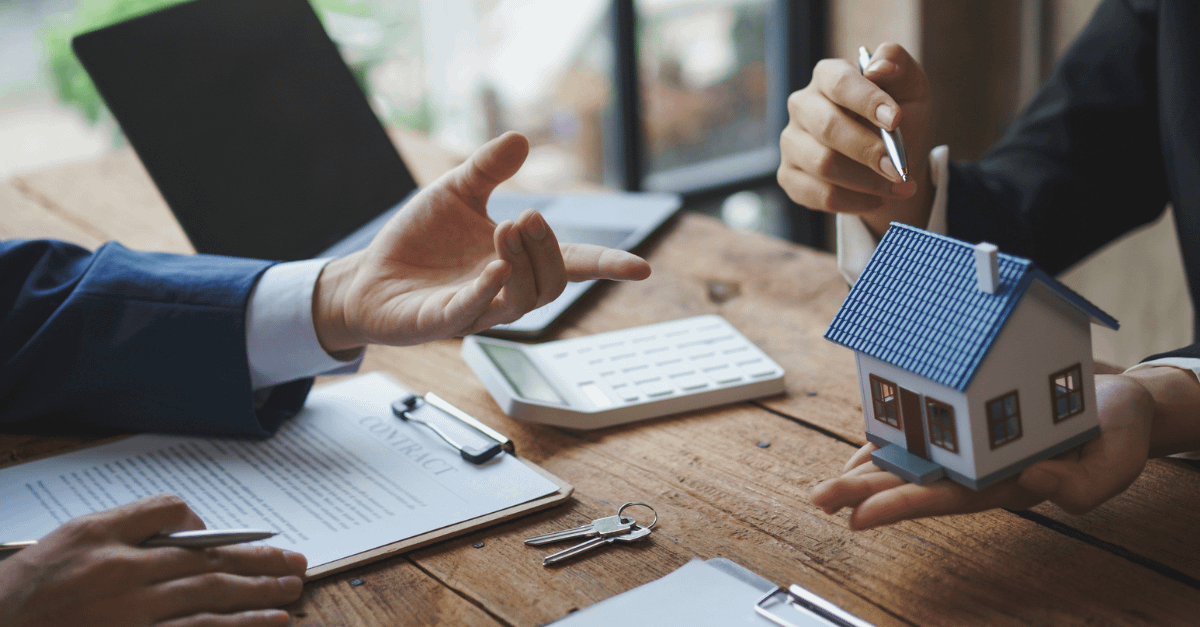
[899,169,908,182]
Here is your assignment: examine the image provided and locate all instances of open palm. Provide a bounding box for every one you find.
[811,374,1153,530]
[313,132,651,352]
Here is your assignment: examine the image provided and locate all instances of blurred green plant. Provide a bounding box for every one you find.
[42,0,382,125]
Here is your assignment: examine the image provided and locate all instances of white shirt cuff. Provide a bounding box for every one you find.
[836,144,950,286]
[246,259,363,390]
[1124,357,1200,381]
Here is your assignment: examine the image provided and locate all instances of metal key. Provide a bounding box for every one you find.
[524,514,635,546]
[541,524,653,565]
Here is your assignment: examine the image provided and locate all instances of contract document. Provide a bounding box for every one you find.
[0,373,563,573]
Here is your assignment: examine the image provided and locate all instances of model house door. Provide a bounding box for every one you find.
[899,387,928,459]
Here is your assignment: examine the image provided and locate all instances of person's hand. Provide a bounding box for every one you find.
[811,374,1155,530]
[778,42,935,240]
[0,494,306,627]
[311,131,652,352]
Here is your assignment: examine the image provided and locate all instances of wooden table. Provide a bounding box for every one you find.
[4,130,1200,626]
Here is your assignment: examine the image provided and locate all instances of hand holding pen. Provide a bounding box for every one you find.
[0,494,306,627]
[778,42,935,239]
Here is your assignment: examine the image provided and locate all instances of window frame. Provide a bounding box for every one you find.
[985,391,1023,449]
[1049,363,1085,423]
[868,374,900,429]
[614,0,824,195]
[925,397,958,453]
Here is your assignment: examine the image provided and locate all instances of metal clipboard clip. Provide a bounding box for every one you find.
[754,584,876,627]
[391,392,514,465]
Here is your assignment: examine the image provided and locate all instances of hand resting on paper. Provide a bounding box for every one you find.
[0,494,306,627]
[310,131,651,354]
[811,368,1200,530]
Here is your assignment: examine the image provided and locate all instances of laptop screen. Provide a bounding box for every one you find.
[73,0,418,260]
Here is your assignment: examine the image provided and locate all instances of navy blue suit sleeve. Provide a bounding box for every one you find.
[945,0,1168,275]
[0,239,312,437]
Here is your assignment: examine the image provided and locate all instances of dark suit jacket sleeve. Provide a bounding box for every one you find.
[943,0,1200,362]
[945,0,1167,275]
[0,239,312,437]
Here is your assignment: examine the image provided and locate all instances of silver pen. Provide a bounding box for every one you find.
[0,528,277,553]
[857,46,908,182]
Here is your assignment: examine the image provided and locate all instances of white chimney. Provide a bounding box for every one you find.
[974,242,999,294]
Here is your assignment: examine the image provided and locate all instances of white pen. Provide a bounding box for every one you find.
[0,528,277,552]
[858,46,909,182]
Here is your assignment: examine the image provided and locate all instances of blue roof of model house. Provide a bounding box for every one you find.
[824,223,1118,391]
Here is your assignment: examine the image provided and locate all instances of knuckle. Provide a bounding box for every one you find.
[62,515,111,544]
[192,572,230,601]
[812,110,839,144]
[812,145,839,179]
[786,89,806,118]
[812,58,840,80]
[828,67,854,97]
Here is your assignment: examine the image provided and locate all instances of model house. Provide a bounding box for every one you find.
[824,224,1119,490]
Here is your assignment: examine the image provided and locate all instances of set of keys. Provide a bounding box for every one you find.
[525,502,657,566]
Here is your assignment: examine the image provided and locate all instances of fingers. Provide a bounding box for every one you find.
[86,494,204,546]
[780,114,912,197]
[152,573,303,622]
[443,131,530,215]
[809,57,902,132]
[779,43,929,216]
[560,243,651,282]
[515,209,568,308]
[810,463,906,515]
[145,545,308,585]
[863,42,930,103]
[444,259,511,335]
[488,219,540,320]
[156,609,292,627]
[842,443,880,472]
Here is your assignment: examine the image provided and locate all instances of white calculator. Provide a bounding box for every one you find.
[461,315,785,429]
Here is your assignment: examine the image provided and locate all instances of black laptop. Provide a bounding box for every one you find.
[72,0,679,337]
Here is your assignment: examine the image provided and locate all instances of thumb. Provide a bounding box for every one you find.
[1017,455,1144,516]
[444,131,530,214]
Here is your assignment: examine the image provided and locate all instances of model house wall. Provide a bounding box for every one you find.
[855,353,976,481]
[963,281,1099,484]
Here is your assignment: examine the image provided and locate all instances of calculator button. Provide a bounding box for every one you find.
[670,373,709,391]
[578,382,614,408]
[714,374,745,385]
[637,378,674,398]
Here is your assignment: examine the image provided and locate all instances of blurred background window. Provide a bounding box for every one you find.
[1,0,822,243]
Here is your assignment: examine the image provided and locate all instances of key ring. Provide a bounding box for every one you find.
[617,502,657,530]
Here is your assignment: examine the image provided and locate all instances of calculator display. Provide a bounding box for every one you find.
[479,343,566,405]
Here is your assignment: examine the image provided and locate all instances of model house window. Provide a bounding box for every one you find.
[1050,364,1084,422]
[925,397,958,453]
[986,391,1022,448]
[869,374,899,428]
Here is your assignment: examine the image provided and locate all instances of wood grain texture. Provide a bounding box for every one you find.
[10,149,192,253]
[0,181,103,247]
[5,140,1200,626]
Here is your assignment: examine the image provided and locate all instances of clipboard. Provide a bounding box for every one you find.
[308,456,571,579]
[0,373,573,581]
[542,558,875,626]
[302,373,574,580]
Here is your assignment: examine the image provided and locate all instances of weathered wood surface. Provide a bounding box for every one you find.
[5,145,1200,626]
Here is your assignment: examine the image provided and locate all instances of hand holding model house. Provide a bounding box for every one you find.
[813,224,1200,530]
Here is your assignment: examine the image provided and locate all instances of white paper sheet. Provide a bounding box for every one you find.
[0,372,559,568]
